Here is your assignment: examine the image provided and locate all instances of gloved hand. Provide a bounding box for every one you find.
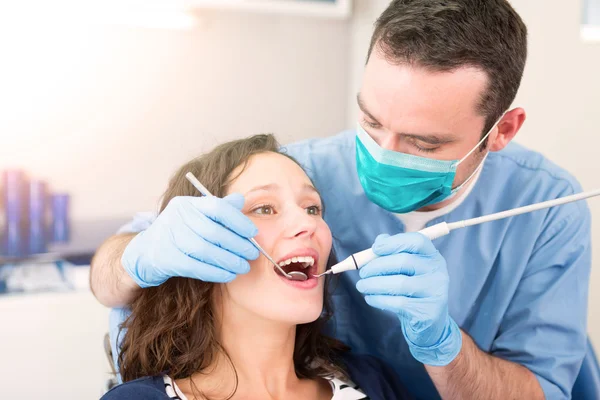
[356,232,462,366]
[122,194,259,288]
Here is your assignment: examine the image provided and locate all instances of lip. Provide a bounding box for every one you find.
[275,247,321,290]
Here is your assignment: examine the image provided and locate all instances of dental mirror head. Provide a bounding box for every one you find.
[286,269,308,281]
[273,266,308,281]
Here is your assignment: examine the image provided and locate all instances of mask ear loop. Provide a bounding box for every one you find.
[451,152,489,193]
[457,112,507,165]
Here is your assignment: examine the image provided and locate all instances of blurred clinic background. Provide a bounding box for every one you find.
[1,0,599,398]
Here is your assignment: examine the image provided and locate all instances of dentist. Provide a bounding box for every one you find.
[91,1,591,399]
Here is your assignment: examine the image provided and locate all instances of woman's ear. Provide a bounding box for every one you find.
[488,107,526,152]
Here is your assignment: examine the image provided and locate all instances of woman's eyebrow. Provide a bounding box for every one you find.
[245,183,280,195]
[245,183,319,196]
[302,184,319,195]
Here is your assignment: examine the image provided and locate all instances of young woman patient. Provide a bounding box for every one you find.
[102,134,411,400]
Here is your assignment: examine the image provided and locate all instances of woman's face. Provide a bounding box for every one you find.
[222,152,332,325]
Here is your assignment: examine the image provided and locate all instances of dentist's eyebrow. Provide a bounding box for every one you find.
[400,133,458,145]
[357,93,381,125]
[358,93,458,145]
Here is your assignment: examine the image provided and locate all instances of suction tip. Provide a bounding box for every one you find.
[313,270,333,278]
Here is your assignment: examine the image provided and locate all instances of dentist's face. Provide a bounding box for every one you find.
[359,49,524,210]
[220,152,332,325]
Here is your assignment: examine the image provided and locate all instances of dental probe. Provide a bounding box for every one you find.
[184,172,309,281]
[315,188,600,277]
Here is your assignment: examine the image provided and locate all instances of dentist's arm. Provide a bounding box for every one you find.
[89,194,259,308]
[356,233,544,400]
[90,233,139,307]
[425,331,543,399]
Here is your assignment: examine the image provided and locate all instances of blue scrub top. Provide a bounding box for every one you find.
[112,130,591,400]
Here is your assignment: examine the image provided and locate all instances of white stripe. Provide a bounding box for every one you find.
[163,375,188,400]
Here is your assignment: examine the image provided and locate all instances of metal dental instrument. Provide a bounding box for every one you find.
[314,188,600,278]
[185,172,309,281]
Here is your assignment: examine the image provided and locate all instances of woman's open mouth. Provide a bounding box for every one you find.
[274,249,320,288]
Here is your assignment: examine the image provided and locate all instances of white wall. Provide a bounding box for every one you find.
[0,288,112,399]
[347,0,600,347]
[0,10,350,221]
[509,0,600,348]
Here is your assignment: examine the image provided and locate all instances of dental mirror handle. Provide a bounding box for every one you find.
[329,188,600,275]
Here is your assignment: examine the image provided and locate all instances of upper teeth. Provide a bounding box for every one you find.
[278,256,315,268]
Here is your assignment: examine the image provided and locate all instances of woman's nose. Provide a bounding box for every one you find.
[285,208,318,239]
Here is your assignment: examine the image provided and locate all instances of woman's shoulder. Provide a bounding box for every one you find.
[339,352,414,400]
[100,376,172,400]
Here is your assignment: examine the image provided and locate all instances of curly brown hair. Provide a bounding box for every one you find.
[117,134,348,398]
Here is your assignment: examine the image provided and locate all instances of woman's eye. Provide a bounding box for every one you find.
[253,205,275,215]
[306,205,322,216]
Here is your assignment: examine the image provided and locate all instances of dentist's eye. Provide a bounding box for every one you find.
[362,118,381,130]
[252,204,276,215]
[414,144,438,153]
[306,205,322,216]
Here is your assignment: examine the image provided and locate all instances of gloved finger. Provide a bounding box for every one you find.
[195,239,252,275]
[372,232,438,257]
[222,192,245,210]
[358,252,431,279]
[375,233,391,242]
[172,225,253,275]
[363,295,411,318]
[155,249,237,283]
[356,275,427,298]
[191,194,258,239]
[182,215,259,261]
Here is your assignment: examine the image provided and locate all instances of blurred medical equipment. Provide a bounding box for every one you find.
[185,172,309,281]
[315,188,600,277]
[1,169,71,259]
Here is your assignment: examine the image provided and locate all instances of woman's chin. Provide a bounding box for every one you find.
[266,303,324,326]
[288,306,324,325]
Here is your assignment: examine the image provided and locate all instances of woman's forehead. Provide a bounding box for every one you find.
[228,152,313,193]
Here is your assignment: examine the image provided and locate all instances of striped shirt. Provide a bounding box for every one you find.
[163,375,369,399]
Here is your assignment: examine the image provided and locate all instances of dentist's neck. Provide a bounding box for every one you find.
[178,290,300,398]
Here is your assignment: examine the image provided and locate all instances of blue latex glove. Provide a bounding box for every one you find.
[356,232,462,366]
[122,194,259,288]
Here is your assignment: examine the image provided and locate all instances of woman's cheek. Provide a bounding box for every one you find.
[252,220,281,252]
[316,220,333,251]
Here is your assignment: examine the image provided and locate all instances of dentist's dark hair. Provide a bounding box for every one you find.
[367,0,528,136]
[118,134,347,399]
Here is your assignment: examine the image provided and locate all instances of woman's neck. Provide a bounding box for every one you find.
[177,297,304,399]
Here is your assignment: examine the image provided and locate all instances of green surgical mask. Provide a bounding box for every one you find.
[355,116,503,213]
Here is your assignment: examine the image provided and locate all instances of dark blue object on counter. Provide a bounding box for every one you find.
[28,180,47,254]
[51,193,70,243]
[3,170,28,257]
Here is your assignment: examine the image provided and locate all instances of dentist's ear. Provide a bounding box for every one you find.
[488,108,526,152]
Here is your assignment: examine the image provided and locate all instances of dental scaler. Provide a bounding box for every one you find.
[314,188,600,278]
